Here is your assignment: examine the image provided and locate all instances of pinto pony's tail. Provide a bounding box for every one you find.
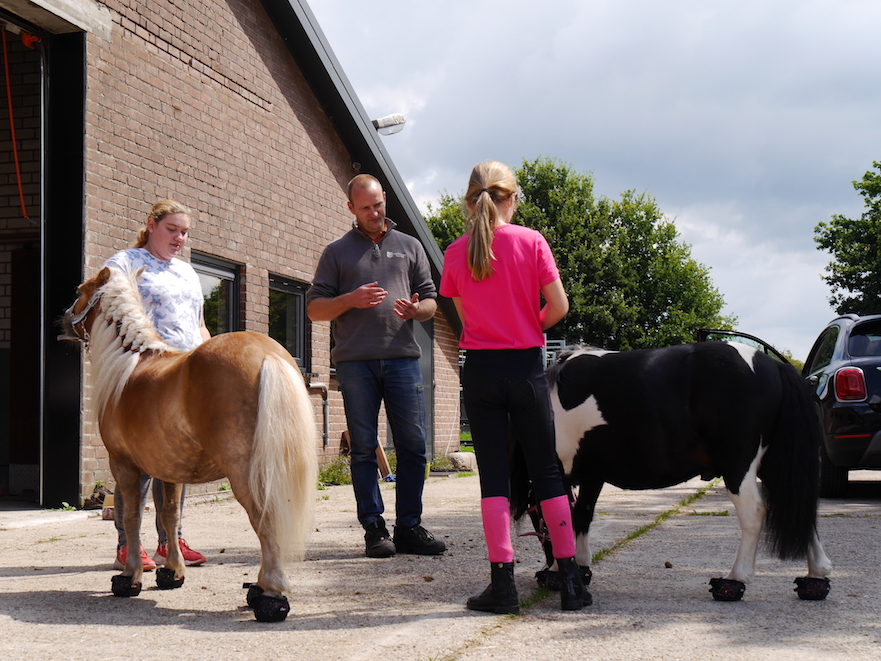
[249,353,318,563]
[759,361,822,560]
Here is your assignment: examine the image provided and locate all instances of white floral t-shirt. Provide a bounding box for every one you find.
[104,248,204,351]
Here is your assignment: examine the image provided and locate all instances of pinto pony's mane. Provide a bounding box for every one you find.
[546,345,612,385]
[88,268,172,422]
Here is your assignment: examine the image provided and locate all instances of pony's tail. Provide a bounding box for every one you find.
[249,354,318,562]
[509,433,532,522]
[759,362,821,560]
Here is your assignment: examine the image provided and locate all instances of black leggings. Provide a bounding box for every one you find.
[462,348,566,502]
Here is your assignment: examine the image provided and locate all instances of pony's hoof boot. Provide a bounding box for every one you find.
[794,577,830,600]
[156,567,185,590]
[709,577,745,601]
[244,583,265,609]
[535,565,592,591]
[253,594,290,622]
[111,574,141,597]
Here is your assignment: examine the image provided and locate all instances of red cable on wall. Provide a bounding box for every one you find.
[1,25,29,221]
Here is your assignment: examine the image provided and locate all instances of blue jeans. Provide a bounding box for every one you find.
[335,358,427,529]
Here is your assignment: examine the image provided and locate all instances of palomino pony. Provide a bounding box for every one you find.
[511,343,833,602]
[60,266,318,622]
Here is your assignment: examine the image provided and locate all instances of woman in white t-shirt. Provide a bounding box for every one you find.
[105,200,211,572]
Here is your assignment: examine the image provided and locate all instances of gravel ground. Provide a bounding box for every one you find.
[1,472,879,661]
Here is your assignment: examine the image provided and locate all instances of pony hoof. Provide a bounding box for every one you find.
[794,577,830,600]
[111,574,142,597]
[709,577,745,601]
[244,583,264,609]
[252,594,290,622]
[156,567,185,590]
[536,565,592,591]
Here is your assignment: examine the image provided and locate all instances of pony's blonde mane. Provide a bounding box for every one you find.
[88,268,173,422]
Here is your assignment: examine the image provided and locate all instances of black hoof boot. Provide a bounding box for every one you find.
[156,567,185,590]
[467,562,519,615]
[244,582,265,609]
[558,557,592,610]
[111,574,142,597]
[536,565,592,591]
[794,577,830,600]
[252,594,291,622]
[709,577,746,601]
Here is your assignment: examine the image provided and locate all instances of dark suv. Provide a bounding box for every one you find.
[803,314,881,497]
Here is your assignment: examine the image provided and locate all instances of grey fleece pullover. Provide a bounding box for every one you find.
[306,220,437,363]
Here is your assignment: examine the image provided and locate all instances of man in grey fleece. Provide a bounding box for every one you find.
[307,174,446,558]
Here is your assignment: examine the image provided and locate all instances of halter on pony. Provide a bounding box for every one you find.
[60,290,103,344]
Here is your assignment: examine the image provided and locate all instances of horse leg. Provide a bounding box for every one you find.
[725,475,765,585]
[794,531,833,600]
[111,462,145,597]
[806,531,832,578]
[708,470,765,601]
[233,485,292,622]
[155,481,185,590]
[573,478,602,571]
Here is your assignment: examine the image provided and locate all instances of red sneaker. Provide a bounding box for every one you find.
[153,539,206,567]
[114,544,157,571]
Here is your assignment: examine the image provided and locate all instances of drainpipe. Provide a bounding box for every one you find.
[308,381,329,447]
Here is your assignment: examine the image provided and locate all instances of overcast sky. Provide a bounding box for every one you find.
[310,0,881,361]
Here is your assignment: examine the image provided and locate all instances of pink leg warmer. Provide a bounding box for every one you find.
[481,496,514,563]
[541,495,576,559]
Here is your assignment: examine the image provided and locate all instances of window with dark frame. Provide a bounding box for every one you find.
[268,273,309,370]
[191,253,240,336]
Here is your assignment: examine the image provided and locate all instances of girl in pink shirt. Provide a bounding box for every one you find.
[440,161,590,613]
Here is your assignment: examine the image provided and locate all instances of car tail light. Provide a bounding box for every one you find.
[835,366,867,401]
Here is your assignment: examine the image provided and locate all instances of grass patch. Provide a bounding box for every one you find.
[430,454,455,472]
[318,455,352,486]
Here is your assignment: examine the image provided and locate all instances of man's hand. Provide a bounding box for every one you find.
[394,293,421,320]
[351,282,388,308]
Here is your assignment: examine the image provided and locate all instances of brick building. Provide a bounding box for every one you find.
[0,0,461,508]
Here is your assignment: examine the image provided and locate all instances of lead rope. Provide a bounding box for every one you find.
[1,25,29,221]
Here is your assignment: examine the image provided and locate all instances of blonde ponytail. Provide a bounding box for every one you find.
[463,162,518,281]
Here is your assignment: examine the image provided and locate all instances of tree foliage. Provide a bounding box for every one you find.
[425,156,736,350]
[814,161,881,315]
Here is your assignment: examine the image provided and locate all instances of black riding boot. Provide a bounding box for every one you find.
[558,557,592,610]
[467,562,520,615]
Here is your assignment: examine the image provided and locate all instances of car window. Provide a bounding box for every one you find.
[806,327,839,373]
[849,321,881,356]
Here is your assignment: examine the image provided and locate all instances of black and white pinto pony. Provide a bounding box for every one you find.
[511,342,832,601]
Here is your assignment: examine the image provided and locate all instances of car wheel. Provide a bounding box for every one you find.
[818,442,848,498]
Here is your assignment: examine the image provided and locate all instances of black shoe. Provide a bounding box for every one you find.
[467,562,519,615]
[364,519,396,558]
[393,524,446,555]
[557,557,592,610]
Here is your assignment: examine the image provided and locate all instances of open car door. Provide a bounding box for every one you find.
[696,329,790,365]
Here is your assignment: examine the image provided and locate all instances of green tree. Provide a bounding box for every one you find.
[814,161,881,315]
[425,156,736,349]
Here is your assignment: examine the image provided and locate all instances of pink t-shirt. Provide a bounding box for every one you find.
[440,223,560,350]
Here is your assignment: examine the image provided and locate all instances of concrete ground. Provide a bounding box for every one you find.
[1,471,879,661]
